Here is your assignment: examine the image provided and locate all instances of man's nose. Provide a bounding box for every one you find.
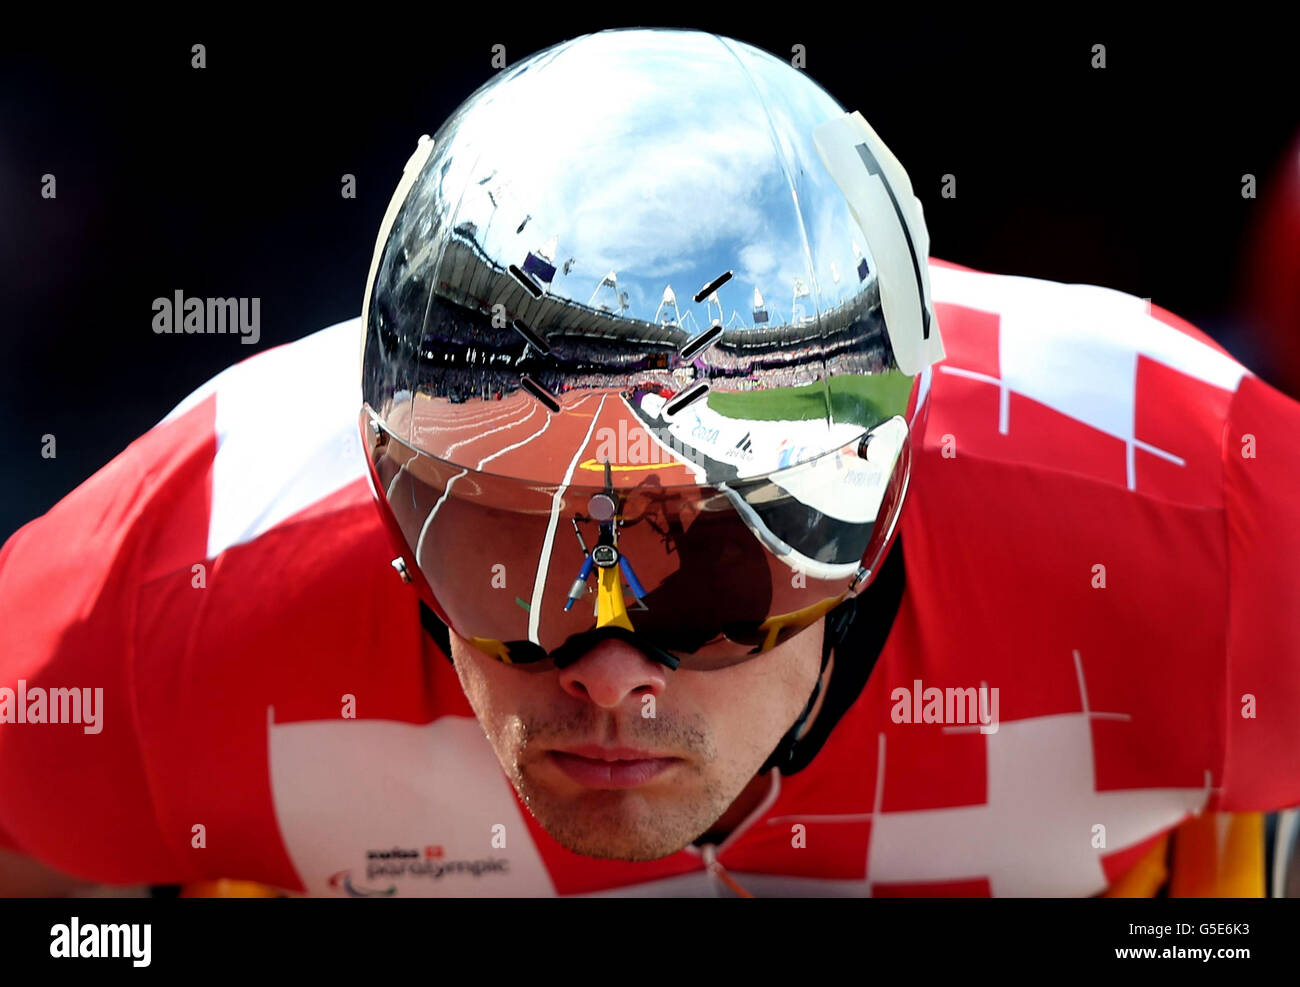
[557,638,670,709]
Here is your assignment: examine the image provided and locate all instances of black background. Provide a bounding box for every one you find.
[2,18,1296,539]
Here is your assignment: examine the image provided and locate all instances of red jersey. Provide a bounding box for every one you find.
[2,257,1298,896]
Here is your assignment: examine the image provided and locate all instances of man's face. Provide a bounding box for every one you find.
[449,621,825,861]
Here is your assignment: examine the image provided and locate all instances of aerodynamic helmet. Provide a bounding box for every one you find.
[359,27,944,671]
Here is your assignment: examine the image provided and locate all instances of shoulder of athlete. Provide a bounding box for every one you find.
[133,315,440,718]
[921,257,1246,503]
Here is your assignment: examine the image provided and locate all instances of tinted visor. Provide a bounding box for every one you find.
[363,395,911,671]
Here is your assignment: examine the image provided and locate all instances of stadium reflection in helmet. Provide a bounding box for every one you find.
[360,28,921,669]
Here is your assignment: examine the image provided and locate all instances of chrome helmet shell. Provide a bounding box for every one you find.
[359,28,942,666]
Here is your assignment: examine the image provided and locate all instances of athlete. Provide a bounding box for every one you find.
[2,28,1299,898]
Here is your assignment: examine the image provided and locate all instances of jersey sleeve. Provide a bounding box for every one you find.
[1220,372,1300,810]
[0,398,218,884]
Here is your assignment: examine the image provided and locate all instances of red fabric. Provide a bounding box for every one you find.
[0,397,218,883]
[3,262,1299,895]
[1221,374,1300,807]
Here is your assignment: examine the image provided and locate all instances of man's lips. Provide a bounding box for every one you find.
[547,745,682,789]
[557,745,675,761]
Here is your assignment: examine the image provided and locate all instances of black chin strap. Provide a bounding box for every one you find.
[755,602,845,775]
[757,533,907,776]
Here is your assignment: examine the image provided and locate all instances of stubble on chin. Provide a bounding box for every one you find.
[493,715,740,862]
[513,760,736,861]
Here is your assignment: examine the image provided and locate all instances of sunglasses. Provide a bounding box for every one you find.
[363,399,912,672]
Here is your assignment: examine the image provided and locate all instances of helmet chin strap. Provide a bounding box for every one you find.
[756,603,848,776]
[755,532,907,777]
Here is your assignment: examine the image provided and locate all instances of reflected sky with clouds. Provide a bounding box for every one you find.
[426,28,873,330]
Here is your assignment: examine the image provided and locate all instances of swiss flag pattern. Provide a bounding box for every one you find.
[2,258,1299,896]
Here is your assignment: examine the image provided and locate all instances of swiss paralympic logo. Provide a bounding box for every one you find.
[330,845,508,895]
[328,870,397,898]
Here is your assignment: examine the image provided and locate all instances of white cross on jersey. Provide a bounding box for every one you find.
[865,711,1210,896]
[927,265,1248,491]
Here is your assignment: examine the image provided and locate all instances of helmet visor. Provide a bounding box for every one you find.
[363,395,911,671]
